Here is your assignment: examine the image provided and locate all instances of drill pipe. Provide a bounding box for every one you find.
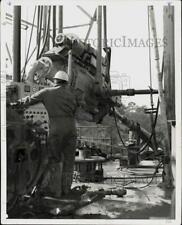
[106,89,158,97]
[114,109,155,149]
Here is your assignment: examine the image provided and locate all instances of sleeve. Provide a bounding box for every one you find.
[21,88,47,107]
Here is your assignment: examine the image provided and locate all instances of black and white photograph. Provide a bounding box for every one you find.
[1,0,181,224]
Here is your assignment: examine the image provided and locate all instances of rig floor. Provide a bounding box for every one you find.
[8,160,175,219]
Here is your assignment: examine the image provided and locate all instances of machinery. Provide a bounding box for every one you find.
[6,101,48,212]
[6,32,158,210]
[5,5,175,215]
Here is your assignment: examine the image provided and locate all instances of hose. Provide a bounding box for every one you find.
[112,107,126,147]
[138,53,164,155]
[138,99,159,154]
[124,160,163,189]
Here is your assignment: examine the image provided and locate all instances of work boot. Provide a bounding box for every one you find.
[52,162,63,198]
[41,161,63,198]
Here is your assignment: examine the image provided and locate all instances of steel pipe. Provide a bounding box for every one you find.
[96,6,102,85]
[107,88,158,97]
[58,6,63,33]
[13,6,21,82]
[52,6,56,46]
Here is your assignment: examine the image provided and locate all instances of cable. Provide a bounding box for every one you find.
[124,160,163,189]
[138,98,159,154]
[22,7,37,81]
[112,107,126,147]
[137,160,163,189]
[38,6,51,58]
[138,10,166,156]
[138,53,164,155]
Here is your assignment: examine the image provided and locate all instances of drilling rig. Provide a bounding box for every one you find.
[5,5,175,215]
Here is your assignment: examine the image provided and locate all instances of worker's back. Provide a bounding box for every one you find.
[43,85,77,119]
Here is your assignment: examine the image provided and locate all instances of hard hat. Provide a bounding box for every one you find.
[54,71,69,81]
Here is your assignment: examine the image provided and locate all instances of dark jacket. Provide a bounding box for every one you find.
[22,84,81,119]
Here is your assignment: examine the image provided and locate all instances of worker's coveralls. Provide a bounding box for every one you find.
[22,84,80,195]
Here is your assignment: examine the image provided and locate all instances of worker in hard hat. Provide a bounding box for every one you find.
[15,70,82,197]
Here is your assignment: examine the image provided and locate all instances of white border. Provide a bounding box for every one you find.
[1,0,181,224]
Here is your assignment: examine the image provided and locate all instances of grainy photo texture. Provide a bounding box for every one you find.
[1,0,181,224]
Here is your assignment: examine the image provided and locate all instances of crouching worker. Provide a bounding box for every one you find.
[14,71,83,197]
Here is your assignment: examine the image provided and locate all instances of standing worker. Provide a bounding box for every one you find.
[15,71,83,197]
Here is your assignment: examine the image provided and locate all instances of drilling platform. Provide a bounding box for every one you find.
[1,1,181,223]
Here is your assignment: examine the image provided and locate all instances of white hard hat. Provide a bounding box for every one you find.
[54,71,69,81]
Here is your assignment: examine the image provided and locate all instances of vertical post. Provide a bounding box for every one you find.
[163,5,175,121]
[103,5,107,49]
[149,6,173,187]
[43,6,50,52]
[103,5,111,86]
[52,6,56,46]
[147,6,157,152]
[47,6,51,51]
[96,6,102,85]
[43,6,48,41]
[37,6,40,48]
[67,50,73,85]
[13,6,21,82]
[58,6,63,33]
[163,4,176,194]
[36,6,43,59]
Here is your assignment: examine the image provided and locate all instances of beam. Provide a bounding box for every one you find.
[84,9,97,42]
[5,43,12,64]
[5,16,28,29]
[6,13,37,29]
[77,5,92,19]
[6,12,88,31]
[63,23,90,29]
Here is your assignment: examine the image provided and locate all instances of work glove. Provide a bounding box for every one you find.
[8,101,26,114]
[9,100,22,107]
